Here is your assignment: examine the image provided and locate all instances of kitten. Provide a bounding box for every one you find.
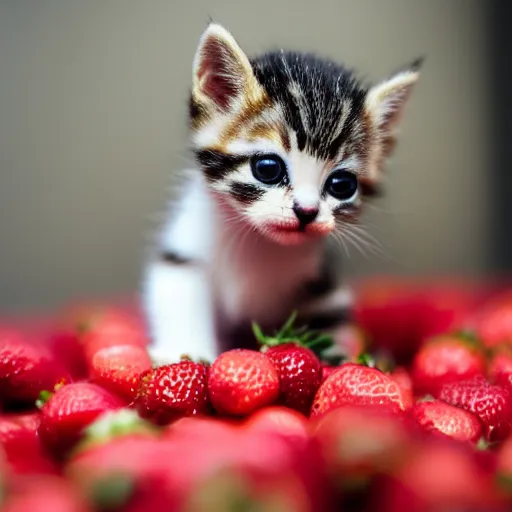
[143,23,421,364]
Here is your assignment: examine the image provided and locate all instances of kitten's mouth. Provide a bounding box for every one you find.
[264,221,333,244]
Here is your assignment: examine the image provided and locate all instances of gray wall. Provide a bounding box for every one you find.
[0,0,490,314]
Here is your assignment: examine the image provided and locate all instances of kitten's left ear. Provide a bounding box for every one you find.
[365,59,423,136]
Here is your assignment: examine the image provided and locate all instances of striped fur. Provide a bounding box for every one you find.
[142,23,421,364]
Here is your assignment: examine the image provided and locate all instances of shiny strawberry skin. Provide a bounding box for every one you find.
[474,295,512,348]
[76,308,148,363]
[389,367,414,410]
[411,335,486,397]
[135,361,210,425]
[0,329,69,405]
[311,363,410,417]
[208,349,280,416]
[488,348,512,390]
[411,400,482,443]
[39,382,124,458]
[0,413,57,474]
[90,344,152,401]
[439,376,512,442]
[1,475,92,512]
[321,365,338,382]
[264,344,322,415]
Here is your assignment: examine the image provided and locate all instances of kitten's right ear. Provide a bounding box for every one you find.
[192,23,263,113]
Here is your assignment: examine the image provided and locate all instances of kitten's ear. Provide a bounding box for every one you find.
[192,23,263,113]
[365,59,422,135]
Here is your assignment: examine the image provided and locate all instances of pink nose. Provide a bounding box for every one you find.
[293,202,319,225]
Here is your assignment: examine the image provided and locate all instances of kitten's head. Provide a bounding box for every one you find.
[190,23,421,246]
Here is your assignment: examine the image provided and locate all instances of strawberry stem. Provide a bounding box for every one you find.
[356,353,376,368]
[35,390,53,409]
[252,311,334,359]
[275,310,298,339]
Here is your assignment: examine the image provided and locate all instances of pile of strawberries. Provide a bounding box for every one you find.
[2,278,512,511]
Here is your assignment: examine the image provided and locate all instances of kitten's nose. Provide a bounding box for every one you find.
[293,202,319,225]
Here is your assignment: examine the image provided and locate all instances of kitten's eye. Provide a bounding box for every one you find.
[251,155,286,185]
[325,170,358,200]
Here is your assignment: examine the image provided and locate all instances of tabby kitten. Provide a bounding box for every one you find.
[143,23,421,363]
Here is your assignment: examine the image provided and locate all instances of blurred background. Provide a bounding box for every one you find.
[0,0,510,315]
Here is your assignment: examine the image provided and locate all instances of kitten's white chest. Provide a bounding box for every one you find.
[212,224,321,325]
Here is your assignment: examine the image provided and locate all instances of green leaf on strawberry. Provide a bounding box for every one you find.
[252,310,334,360]
[356,353,376,368]
[35,390,53,409]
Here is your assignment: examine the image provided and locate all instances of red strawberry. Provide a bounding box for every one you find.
[411,334,486,397]
[183,465,316,512]
[311,363,410,417]
[0,413,57,474]
[321,364,338,382]
[47,331,88,380]
[208,349,280,416]
[371,439,505,512]
[439,376,512,442]
[311,405,412,486]
[488,347,512,390]
[263,343,322,415]
[411,399,482,443]
[0,329,69,405]
[496,436,512,494]
[90,345,152,401]
[352,277,425,360]
[39,382,124,458]
[76,307,148,363]
[2,475,92,512]
[473,294,512,348]
[135,360,209,425]
[389,367,414,410]
[243,406,309,445]
[67,435,178,510]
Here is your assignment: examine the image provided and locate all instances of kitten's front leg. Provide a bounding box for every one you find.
[143,257,218,365]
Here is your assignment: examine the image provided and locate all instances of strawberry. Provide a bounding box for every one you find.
[208,349,279,416]
[135,360,209,425]
[90,345,152,401]
[411,399,482,443]
[411,334,486,397]
[39,382,124,458]
[0,413,57,474]
[67,435,178,510]
[310,405,412,488]
[321,364,338,382]
[310,363,410,417]
[1,475,92,512]
[183,465,316,512]
[389,367,414,410]
[47,330,88,380]
[76,307,148,363]
[352,277,425,360]
[439,376,512,443]
[371,439,505,512]
[243,406,309,445]
[0,328,69,405]
[488,347,512,390]
[496,436,512,494]
[353,277,480,362]
[263,344,322,415]
[473,293,512,348]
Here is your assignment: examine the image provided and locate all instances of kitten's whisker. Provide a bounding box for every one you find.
[332,228,351,259]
